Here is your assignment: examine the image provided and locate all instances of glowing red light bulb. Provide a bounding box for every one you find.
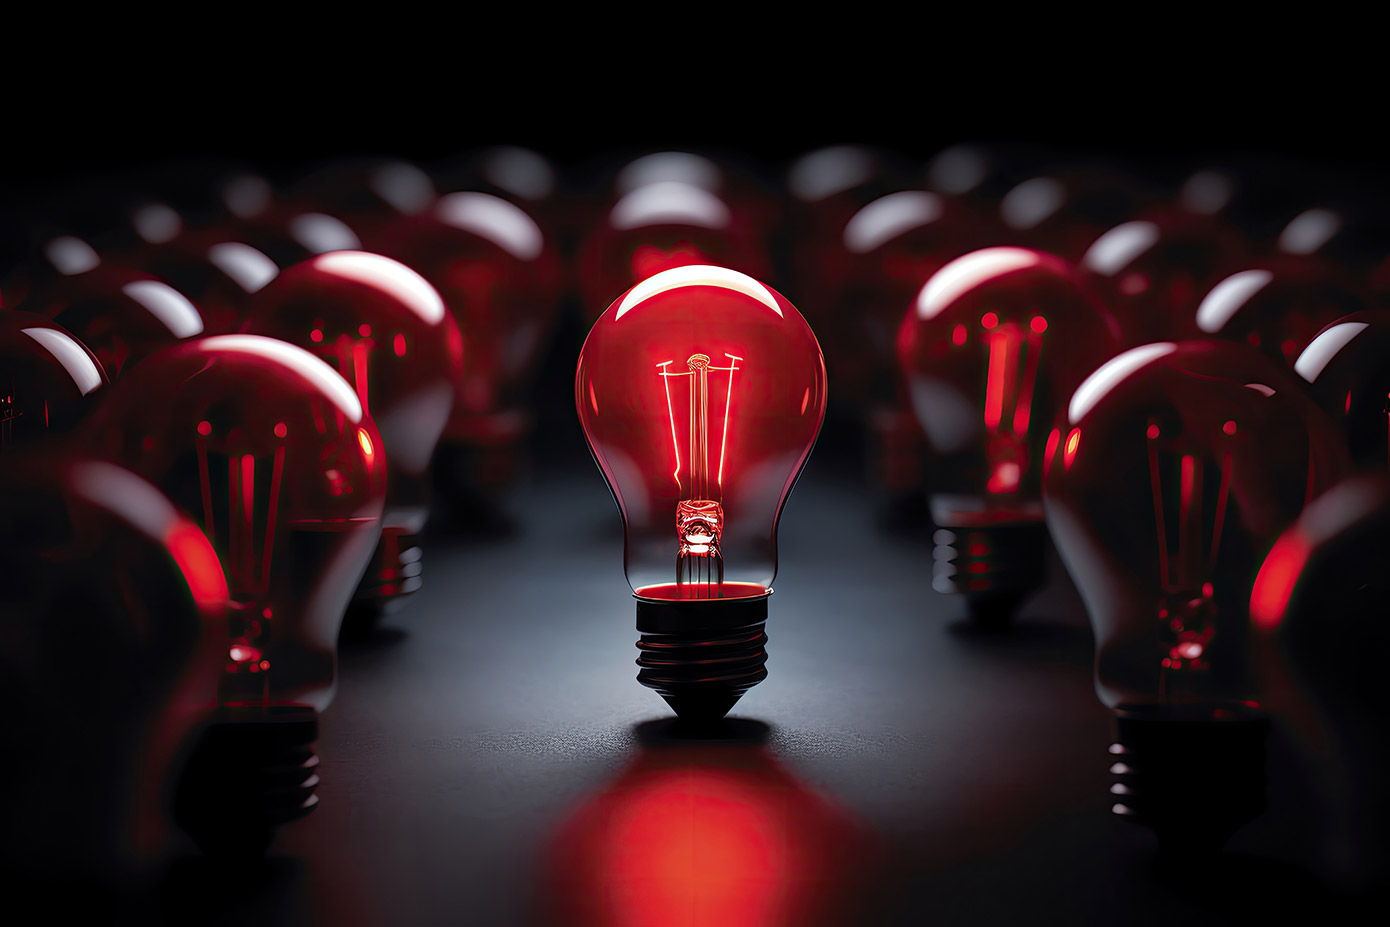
[0,453,227,881]
[897,247,1120,626]
[85,334,386,854]
[1251,474,1390,890]
[1,310,107,453]
[1043,340,1349,855]
[366,190,562,504]
[247,251,463,625]
[576,265,826,721]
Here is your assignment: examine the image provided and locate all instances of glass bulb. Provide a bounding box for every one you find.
[84,334,386,853]
[1,310,107,454]
[247,251,463,621]
[576,265,826,720]
[1251,474,1390,890]
[1043,339,1349,853]
[0,454,227,879]
[897,247,1120,625]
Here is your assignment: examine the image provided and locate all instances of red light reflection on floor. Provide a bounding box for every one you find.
[539,742,870,927]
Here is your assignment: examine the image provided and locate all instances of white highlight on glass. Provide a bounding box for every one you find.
[72,461,178,543]
[208,242,279,294]
[1001,177,1064,230]
[224,174,272,219]
[133,203,183,244]
[369,163,435,215]
[1278,208,1341,256]
[1068,342,1178,424]
[928,145,988,195]
[121,280,204,338]
[918,247,1041,320]
[610,181,731,231]
[22,327,103,395]
[199,335,362,422]
[482,147,555,201]
[1083,221,1159,277]
[1180,170,1232,215]
[1196,269,1273,333]
[290,213,361,254]
[616,151,720,195]
[313,251,446,324]
[789,146,874,202]
[615,265,781,320]
[843,191,943,254]
[45,236,100,275]
[436,192,544,261]
[1295,321,1369,383]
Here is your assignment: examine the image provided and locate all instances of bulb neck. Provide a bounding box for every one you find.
[929,509,1048,626]
[634,591,771,724]
[173,704,319,858]
[1110,704,1269,858]
[345,526,424,633]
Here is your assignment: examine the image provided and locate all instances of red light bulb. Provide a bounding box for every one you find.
[1293,309,1390,470]
[1043,340,1349,855]
[1,310,107,453]
[85,334,386,854]
[897,247,1120,626]
[366,191,562,501]
[247,251,463,625]
[993,165,1150,261]
[0,454,227,881]
[1250,474,1390,890]
[576,265,826,721]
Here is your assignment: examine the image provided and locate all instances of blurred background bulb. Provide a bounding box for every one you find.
[1043,339,1348,855]
[247,251,462,627]
[1293,309,1390,470]
[1,311,107,454]
[0,453,227,883]
[86,334,387,854]
[897,247,1120,626]
[576,265,826,721]
[1251,474,1390,892]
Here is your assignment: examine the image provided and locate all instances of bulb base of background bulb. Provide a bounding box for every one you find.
[1110,705,1269,859]
[344,527,424,635]
[173,705,320,858]
[930,515,1048,627]
[634,591,771,724]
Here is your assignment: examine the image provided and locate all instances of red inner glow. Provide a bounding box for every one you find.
[636,581,768,601]
[1251,528,1312,628]
[165,520,229,614]
[981,311,999,330]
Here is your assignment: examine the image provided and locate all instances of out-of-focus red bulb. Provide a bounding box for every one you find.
[85,334,386,854]
[367,190,562,499]
[897,247,1120,625]
[247,251,462,623]
[993,166,1150,261]
[576,265,826,721]
[1,310,107,453]
[1043,340,1349,854]
[0,454,227,881]
[578,181,772,325]
[1250,474,1390,890]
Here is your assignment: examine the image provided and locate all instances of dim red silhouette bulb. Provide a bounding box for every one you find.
[1,311,107,453]
[576,265,826,722]
[85,334,387,854]
[897,247,1120,626]
[1043,340,1349,856]
[1251,475,1390,892]
[247,251,462,625]
[0,454,227,884]
[1293,309,1390,470]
